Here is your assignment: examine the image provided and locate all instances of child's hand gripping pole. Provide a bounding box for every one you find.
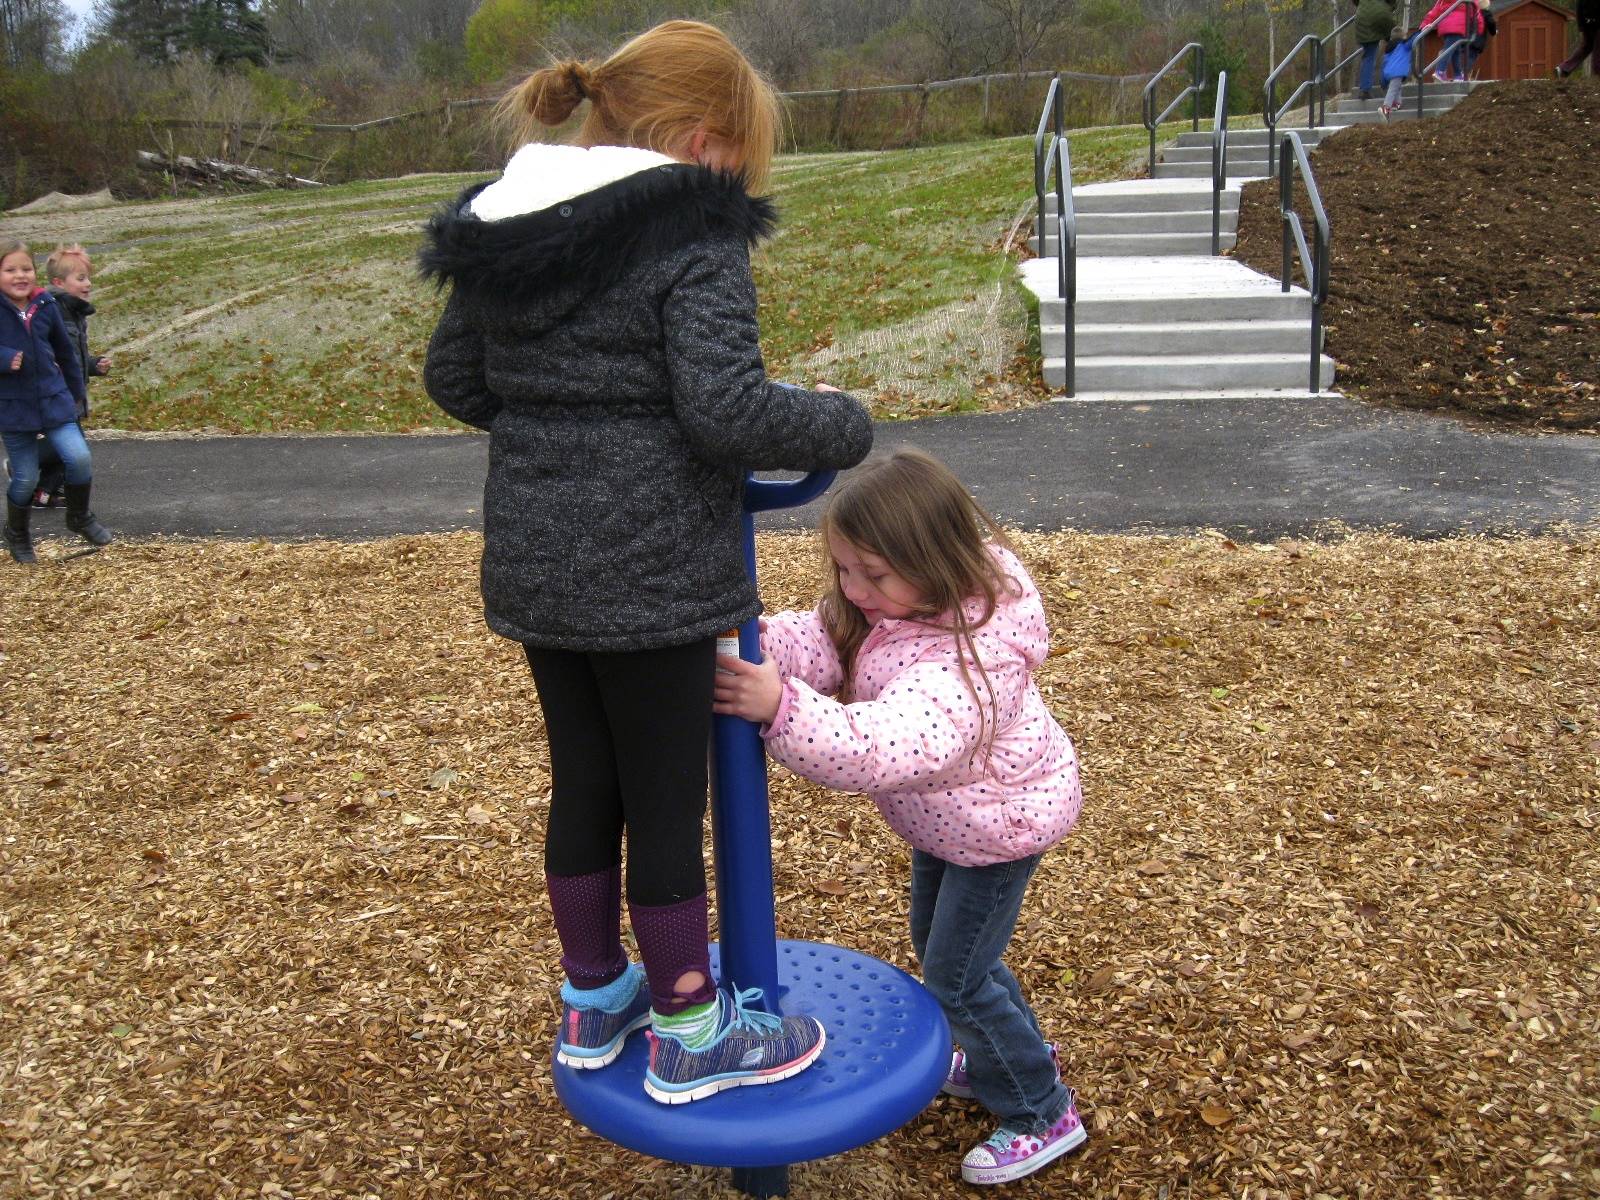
[708,471,836,1015]
[713,627,783,725]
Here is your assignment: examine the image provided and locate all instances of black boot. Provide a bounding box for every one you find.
[64,482,113,547]
[5,499,37,564]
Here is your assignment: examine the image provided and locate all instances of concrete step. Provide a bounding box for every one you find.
[1023,254,1317,326]
[1045,352,1336,392]
[1045,191,1237,216]
[1329,96,1459,114]
[1153,161,1270,179]
[1038,286,1313,326]
[1158,146,1241,167]
[1321,106,1453,124]
[1034,231,1235,256]
[1336,80,1477,100]
[1073,209,1236,234]
[1172,127,1331,148]
[1049,318,1317,357]
[1043,386,1344,402]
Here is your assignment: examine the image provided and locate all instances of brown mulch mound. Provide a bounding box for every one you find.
[3,532,1598,1198]
[1233,79,1600,431]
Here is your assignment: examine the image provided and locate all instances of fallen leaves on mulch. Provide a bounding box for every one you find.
[1233,79,1600,432]
[2,530,1598,1199]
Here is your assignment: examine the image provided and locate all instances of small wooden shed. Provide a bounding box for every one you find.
[1421,0,1576,79]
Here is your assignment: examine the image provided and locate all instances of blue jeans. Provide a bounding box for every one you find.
[1439,34,1470,79]
[4,424,92,505]
[910,849,1071,1134]
[1359,41,1381,92]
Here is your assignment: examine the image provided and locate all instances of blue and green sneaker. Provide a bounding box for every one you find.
[643,986,826,1104]
[556,963,652,1070]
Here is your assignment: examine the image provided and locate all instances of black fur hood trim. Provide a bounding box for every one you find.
[418,162,777,301]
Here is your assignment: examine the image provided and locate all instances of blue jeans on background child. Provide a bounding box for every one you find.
[1359,41,1381,92]
[4,424,91,505]
[1438,33,1470,79]
[910,849,1071,1135]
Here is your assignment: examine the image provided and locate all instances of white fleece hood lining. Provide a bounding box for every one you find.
[468,144,677,223]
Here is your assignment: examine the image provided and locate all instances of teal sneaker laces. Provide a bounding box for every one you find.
[726,985,783,1034]
[985,1127,1023,1151]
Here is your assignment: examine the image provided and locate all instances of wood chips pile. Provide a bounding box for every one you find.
[3,530,1596,1199]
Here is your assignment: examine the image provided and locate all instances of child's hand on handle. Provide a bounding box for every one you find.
[712,653,784,725]
[96,356,111,375]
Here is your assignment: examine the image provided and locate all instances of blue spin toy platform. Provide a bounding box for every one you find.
[554,941,949,1167]
[550,472,951,1196]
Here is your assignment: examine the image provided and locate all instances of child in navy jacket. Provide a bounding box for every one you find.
[0,240,112,563]
[33,244,112,508]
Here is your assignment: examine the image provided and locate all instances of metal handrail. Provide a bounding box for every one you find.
[1264,35,1323,177]
[1277,133,1331,394]
[1414,0,1476,117]
[1211,70,1229,256]
[1320,13,1361,120]
[1142,42,1205,177]
[1033,75,1077,397]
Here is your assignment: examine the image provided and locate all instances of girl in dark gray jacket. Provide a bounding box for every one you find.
[421,20,872,1104]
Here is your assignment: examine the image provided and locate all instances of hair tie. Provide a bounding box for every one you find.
[567,63,591,99]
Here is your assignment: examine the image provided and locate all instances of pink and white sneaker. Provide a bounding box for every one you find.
[942,1042,1060,1099]
[961,1093,1087,1185]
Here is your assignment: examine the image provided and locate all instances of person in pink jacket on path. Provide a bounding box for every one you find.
[714,449,1085,1187]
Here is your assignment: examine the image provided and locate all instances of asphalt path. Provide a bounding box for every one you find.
[64,396,1599,543]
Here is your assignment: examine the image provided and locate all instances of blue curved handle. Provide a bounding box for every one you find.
[744,471,836,514]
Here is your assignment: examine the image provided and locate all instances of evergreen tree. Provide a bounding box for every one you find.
[189,0,270,66]
[105,0,269,67]
[105,0,189,62]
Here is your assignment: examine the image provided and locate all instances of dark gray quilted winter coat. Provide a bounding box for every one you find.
[420,151,873,652]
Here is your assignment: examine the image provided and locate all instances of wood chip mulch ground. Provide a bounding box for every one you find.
[1233,79,1600,432]
[3,531,1597,1199]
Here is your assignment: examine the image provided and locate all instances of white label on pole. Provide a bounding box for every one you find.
[717,633,740,674]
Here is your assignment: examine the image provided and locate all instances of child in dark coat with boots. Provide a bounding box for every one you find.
[33,244,111,509]
[1,240,112,563]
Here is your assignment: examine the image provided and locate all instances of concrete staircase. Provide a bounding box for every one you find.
[1025,252,1333,397]
[1023,79,1483,399]
[1151,81,1478,178]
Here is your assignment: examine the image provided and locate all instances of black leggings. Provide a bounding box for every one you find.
[524,638,716,907]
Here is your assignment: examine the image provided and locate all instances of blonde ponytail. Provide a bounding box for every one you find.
[494,60,596,150]
[491,21,781,193]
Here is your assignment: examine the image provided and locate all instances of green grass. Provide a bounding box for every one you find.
[4,127,1159,433]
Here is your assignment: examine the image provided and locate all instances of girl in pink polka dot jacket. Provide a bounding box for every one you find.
[714,448,1085,1186]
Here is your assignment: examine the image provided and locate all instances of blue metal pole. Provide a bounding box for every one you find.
[707,473,835,1200]
[708,473,836,1011]
[708,509,782,1010]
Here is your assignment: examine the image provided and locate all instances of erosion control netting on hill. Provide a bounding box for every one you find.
[1233,80,1600,431]
[800,204,1037,414]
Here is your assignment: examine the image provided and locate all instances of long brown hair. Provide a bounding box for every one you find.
[494,20,781,193]
[819,449,1018,759]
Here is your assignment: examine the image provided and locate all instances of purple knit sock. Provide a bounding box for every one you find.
[629,892,716,1014]
[546,867,628,989]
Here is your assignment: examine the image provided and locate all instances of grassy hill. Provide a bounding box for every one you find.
[2,128,1156,433]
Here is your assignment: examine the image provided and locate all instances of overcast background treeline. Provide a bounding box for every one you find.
[2,0,1346,206]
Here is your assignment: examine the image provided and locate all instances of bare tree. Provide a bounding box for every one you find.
[261,0,476,72]
[1,0,68,67]
[911,0,1010,75]
[977,0,1077,72]
[729,0,817,88]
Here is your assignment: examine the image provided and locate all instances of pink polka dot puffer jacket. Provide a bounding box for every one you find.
[760,546,1082,867]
